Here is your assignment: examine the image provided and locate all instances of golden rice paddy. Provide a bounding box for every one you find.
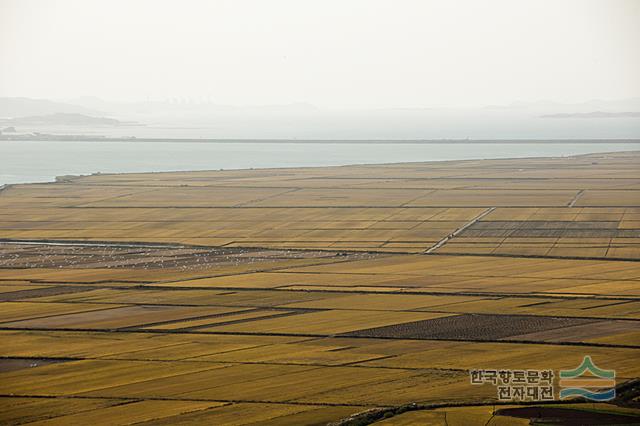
[1,151,639,424]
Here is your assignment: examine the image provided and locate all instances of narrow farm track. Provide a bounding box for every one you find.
[424,207,496,253]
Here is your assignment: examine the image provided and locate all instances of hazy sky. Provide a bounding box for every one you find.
[1,0,639,108]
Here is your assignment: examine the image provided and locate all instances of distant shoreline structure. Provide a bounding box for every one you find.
[1,134,639,144]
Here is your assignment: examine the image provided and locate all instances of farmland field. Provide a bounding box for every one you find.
[1,151,639,425]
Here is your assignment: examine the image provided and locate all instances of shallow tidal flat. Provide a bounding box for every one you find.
[1,151,639,425]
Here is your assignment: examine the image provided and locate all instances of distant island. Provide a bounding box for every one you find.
[541,111,640,119]
[0,113,140,126]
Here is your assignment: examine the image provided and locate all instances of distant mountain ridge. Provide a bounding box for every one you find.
[0,113,137,126]
[0,97,101,118]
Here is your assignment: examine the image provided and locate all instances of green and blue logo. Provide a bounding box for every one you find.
[559,356,615,401]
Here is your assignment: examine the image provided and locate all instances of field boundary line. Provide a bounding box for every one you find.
[2,326,639,348]
[427,251,640,262]
[0,393,371,407]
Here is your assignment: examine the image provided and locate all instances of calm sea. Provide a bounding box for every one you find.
[1,140,638,186]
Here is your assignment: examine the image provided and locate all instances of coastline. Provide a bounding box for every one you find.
[1,134,640,144]
[2,144,640,187]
